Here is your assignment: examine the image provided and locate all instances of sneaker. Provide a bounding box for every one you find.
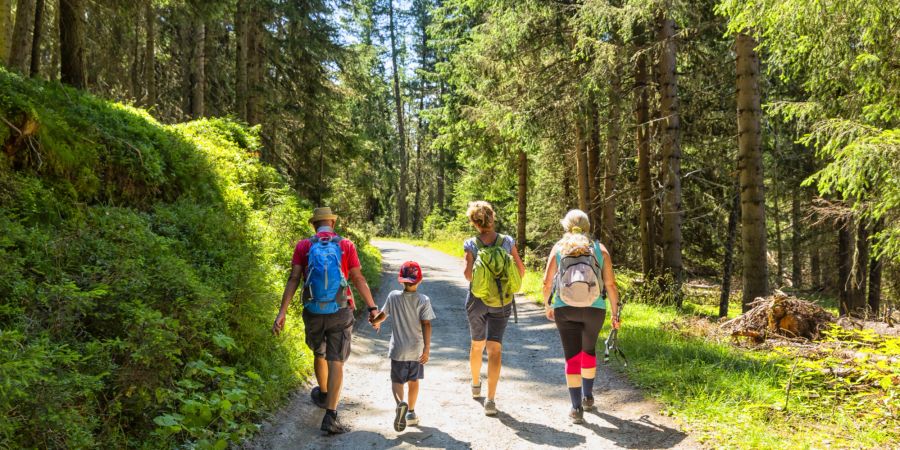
[472,382,482,398]
[311,386,327,409]
[484,399,498,416]
[581,396,595,411]
[406,410,419,426]
[394,401,409,432]
[321,412,350,435]
[569,406,584,424]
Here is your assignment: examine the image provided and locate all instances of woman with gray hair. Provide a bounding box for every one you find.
[541,209,620,424]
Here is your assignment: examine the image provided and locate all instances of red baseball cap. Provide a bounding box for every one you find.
[398,261,423,284]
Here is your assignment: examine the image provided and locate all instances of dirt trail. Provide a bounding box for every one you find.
[246,240,695,449]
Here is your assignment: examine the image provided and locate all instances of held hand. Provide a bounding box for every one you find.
[612,315,621,330]
[545,307,555,321]
[368,308,379,322]
[272,312,286,336]
[419,350,430,365]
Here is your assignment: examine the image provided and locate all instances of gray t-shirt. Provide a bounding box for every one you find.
[382,290,436,361]
[463,234,515,257]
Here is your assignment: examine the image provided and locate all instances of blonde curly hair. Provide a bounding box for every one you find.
[466,201,495,230]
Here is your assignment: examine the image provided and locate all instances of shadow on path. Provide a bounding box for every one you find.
[494,411,587,448]
[337,426,472,449]
[582,412,687,449]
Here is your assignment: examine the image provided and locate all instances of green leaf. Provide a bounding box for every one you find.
[153,413,183,427]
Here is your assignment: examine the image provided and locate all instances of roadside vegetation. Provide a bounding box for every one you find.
[0,70,379,448]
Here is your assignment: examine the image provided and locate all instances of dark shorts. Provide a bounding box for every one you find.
[391,359,424,383]
[302,307,355,362]
[466,292,512,343]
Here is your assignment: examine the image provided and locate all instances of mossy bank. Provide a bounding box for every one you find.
[0,69,380,448]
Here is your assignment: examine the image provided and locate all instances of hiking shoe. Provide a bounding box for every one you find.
[569,406,584,424]
[320,412,349,435]
[581,396,595,411]
[310,386,327,409]
[406,411,419,426]
[394,401,409,432]
[472,382,482,398]
[484,399,498,416]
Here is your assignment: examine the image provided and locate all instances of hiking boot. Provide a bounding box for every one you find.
[484,399,498,416]
[405,410,419,426]
[581,396,595,411]
[471,383,482,398]
[310,386,327,409]
[320,412,349,435]
[569,406,584,424]
[394,401,409,432]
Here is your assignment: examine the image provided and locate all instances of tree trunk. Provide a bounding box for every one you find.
[59,0,85,88]
[656,12,683,302]
[720,181,740,318]
[245,4,263,125]
[437,146,445,212]
[517,149,527,255]
[773,191,784,287]
[189,19,206,118]
[736,32,768,311]
[837,216,852,316]
[810,236,821,289]
[0,0,10,64]
[388,0,408,231]
[853,219,869,313]
[791,190,802,288]
[868,219,883,315]
[235,0,248,120]
[48,0,57,80]
[635,38,655,278]
[587,100,602,238]
[602,47,622,251]
[9,0,36,73]
[575,113,590,213]
[143,2,156,106]
[28,0,43,77]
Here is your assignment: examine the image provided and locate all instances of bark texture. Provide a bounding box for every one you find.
[602,48,622,251]
[0,0,10,63]
[791,190,802,288]
[59,0,86,88]
[517,149,527,255]
[388,0,408,231]
[587,101,602,238]
[575,114,590,213]
[9,0,36,73]
[868,219,883,314]
[720,182,740,318]
[837,217,852,316]
[656,12,683,299]
[635,39,655,277]
[143,3,156,105]
[235,0,248,120]
[28,0,43,77]
[736,32,768,311]
[189,19,206,118]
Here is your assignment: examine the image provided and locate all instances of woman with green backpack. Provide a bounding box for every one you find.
[541,209,620,424]
[462,201,526,416]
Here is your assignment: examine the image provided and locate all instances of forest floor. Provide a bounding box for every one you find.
[245,240,695,449]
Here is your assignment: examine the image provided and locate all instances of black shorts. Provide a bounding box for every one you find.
[302,307,355,362]
[390,360,424,383]
[466,292,512,343]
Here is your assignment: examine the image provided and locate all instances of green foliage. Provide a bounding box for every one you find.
[0,69,380,448]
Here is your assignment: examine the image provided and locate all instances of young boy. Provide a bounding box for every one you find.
[371,261,436,432]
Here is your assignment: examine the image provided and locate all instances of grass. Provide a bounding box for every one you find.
[386,234,899,449]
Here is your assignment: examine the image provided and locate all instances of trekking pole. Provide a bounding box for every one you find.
[512,294,518,323]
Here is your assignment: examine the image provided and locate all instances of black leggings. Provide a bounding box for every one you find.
[554,306,606,374]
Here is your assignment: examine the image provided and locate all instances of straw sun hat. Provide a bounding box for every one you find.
[309,207,338,224]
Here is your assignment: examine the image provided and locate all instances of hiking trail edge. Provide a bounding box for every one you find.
[245,240,697,450]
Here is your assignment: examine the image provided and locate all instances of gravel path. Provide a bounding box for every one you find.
[246,240,695,449]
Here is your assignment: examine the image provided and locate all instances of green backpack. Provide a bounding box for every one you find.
[470,234,522,308]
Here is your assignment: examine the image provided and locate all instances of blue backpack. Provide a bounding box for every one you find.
[302,235,349,314]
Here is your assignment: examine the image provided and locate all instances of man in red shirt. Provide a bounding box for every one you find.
[273,207,379,434]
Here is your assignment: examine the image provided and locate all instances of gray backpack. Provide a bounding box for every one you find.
[553,240,604,307]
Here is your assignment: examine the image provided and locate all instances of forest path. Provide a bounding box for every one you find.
[246,240,696,449]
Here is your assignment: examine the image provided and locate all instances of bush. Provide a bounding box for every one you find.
[0,69,380,448]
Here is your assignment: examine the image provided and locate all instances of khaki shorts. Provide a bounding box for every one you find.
[466,292,512,343]
[302,307,355,361]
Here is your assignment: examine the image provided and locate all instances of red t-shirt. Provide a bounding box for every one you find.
[292,231,361,307]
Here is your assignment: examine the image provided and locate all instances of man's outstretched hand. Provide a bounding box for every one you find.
[272,312,286,336]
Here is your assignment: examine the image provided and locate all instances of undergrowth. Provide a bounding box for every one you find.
[0,69,380,448]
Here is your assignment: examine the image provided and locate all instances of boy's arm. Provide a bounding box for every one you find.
[419,320,432,364]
